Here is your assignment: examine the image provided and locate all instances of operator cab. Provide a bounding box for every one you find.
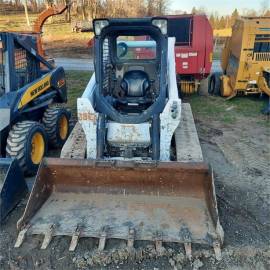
[115,37,157,113]
[93,18,168,124]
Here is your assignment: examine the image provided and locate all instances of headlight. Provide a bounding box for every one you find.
[93,20,109,36]
[152,19,167,35]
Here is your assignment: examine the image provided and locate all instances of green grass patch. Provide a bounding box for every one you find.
[64,73,269,127]
[0,14,90,41]
[65,71,92,117]
[188,94,269,126]
[0,14,37,31]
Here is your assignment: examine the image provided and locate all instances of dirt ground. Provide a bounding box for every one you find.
[1,80,270,269]
[43,38,92,59]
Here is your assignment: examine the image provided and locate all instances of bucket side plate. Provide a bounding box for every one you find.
[0,158,28,222]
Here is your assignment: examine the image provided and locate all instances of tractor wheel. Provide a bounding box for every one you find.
[6,121,48,175]
[208,73,221,96]
[42,106,70,148]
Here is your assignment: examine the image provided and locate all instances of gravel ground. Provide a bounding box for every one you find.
[0,78,269,269]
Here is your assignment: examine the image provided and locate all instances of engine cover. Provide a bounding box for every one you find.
[107,122,150,147]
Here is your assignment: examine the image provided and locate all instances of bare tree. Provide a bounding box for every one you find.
[29,0,38,12]
[146,0,169,16]
[65,0,71,22]
[23,0,30,26]
[242,8,258,17]
[14,0,21,9]
[260,0,269,15]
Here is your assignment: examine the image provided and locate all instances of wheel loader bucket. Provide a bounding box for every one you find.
[0,158,28,223]
[16,158,223,258]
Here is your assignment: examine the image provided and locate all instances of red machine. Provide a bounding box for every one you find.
[87,14,213,94]
[167,14,213,93]
[130,15,213,93]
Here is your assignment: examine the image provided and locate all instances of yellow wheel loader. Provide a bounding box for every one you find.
[208,16,270,113]
[15,18,223,259]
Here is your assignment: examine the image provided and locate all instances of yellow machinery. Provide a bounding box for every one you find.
[213,28,232,38]
[208,17,270,112]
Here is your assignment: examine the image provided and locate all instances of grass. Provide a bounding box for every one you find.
[0,11,264,127]
[64,71,269,127]
[0,14,36,31]
[0,13,91,41]
[65,71,92,117]
[188,94,270,127]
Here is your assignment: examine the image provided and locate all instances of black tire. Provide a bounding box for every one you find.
[6,121,48,175]
[261,97,270,115]
[208,73,221,96]
[42,106,70,148]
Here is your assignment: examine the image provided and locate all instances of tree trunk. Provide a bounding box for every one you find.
[23,0,30,27]
[65,0,71,22]
[82,0,87,21]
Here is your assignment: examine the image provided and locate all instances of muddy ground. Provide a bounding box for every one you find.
[1,84,270,269]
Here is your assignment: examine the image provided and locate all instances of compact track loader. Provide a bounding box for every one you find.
[0,32,70,222]
[16,18,223,259]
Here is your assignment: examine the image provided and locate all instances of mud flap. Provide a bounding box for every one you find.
[0,158,28,223]
[16,158,223,258]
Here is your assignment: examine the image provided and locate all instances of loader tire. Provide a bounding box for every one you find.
[208,73,221,96]
[42,106,70,148]
[6,121,48,175]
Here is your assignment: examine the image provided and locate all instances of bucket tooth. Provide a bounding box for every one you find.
[41,224,55,249]
[69,227,82,251]
[184,242,192,260]
[155,232,163,254]
[16,158,223,254]
[155,239,163,254]
[98,227,107,251]
[127,228,135,249]
[213,241,222,261]
[14,226,29,248]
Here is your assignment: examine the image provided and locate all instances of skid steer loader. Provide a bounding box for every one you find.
[16,18,223,259]
[0,32,70,222]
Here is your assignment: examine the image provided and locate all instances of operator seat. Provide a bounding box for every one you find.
[120,70,150,97]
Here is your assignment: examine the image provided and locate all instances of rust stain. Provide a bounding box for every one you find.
[17,158,222,247]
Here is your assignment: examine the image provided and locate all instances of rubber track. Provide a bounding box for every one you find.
[60,122,86,159]
[174,103,203,162]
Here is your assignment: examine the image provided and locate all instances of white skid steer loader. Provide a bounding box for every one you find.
[15,18,224,259]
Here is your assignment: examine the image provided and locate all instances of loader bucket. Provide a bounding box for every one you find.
[0,158,28,222]
[16,158,223,258]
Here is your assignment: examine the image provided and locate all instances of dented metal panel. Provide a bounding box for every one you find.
[107,122,150,147]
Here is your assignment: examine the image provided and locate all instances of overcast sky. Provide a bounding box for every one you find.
[170,0,266,15]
